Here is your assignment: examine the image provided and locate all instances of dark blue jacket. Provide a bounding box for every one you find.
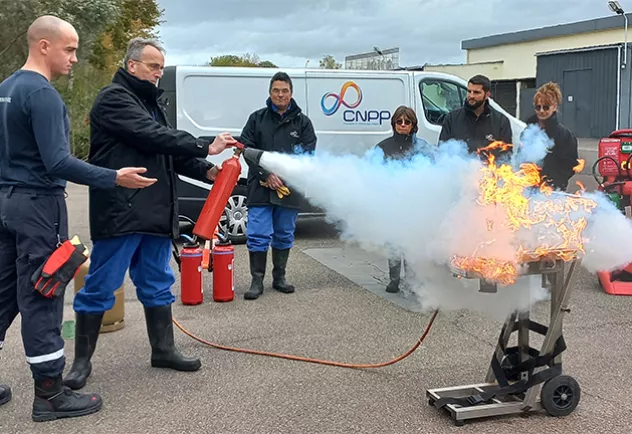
[0,70,116,190]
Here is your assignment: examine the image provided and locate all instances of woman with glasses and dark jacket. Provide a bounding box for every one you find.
[374,106,429,293]
[525,82,579,191]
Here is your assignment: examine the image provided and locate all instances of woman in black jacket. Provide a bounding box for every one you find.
[526,82,579,191]
[375,106,425,293]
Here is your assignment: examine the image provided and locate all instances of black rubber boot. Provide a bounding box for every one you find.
[144,305,201,372]
[386,258,401,293]
[244,251,267,300]
[0,384,11,406]
[63,312,104,390]
[32,375,102,422]
[272,248,295,293]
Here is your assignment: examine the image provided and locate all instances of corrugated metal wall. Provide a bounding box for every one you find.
[536,47,618,138]
[519,88,537,122]
[490,80,517,116]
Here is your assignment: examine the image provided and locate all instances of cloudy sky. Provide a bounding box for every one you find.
[155,0,627,68]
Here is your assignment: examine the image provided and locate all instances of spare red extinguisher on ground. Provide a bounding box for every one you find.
[212,237,235,302]
[179,238,204,305]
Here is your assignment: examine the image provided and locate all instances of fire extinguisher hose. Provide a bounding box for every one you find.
[171,309,438,369]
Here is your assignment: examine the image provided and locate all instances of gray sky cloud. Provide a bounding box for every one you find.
[155,0,628,67]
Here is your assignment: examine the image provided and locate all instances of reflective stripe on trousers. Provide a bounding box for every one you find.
[26,348,64,365]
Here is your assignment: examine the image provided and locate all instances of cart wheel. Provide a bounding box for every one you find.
[541,375,581,417]
[427,398,434,406]
[454,419,465,427]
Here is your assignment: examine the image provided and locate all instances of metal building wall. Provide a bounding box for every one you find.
[490,80,518,116]
[620,46,632,133]
[536,46,619,138]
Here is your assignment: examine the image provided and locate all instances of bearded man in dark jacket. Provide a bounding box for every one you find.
[64,38,237,391]
[241,72,317,300]
[439,74,513,161]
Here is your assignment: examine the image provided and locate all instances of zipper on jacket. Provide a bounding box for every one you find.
[127,189,140,207]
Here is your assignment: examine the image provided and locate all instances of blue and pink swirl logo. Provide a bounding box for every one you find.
[320,81,363,116]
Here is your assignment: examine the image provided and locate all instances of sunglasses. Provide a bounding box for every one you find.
[396,119,412,125]
[534,105,550,112]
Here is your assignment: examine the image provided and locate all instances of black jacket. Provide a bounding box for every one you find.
[439,100,513,158]
[525,112,579,191]
[240,98,317,209]
[87,68,213,240]
[375,132,416,160]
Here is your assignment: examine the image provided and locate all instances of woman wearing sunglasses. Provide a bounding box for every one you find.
[525,82,579,191]
[374,106,429,293]
[376,106,421,162]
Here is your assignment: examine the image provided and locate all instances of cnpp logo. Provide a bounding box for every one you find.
[320,81,363,116]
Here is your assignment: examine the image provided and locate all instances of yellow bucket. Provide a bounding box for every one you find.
[73,259,125,333]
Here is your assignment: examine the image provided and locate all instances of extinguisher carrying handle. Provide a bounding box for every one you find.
[202,240,213,272]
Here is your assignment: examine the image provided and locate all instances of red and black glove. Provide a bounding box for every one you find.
[31,236,89,298]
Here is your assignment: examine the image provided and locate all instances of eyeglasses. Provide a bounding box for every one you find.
[534,104,550,112]
[396,119,412,125]
[133,59,164,72]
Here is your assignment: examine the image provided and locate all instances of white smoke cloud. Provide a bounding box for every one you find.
[581,192,632,273]
[251,132,632,320]
[511,124,554,166]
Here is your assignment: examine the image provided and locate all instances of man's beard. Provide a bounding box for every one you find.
[465,99,485,110]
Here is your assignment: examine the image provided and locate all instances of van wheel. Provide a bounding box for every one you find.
[219,185,248,245]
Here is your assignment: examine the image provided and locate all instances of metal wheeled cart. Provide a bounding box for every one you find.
[427,255,582,427]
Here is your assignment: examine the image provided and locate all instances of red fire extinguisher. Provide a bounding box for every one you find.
[193,143,245,241]
[179,240,204,305]
[212,239,235,302]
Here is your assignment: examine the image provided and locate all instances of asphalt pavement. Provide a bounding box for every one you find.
[3,139,632,433]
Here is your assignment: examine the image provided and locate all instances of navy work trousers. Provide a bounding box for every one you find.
[73,234,176,314]
[0,186,68,380]
[246,205,299,252]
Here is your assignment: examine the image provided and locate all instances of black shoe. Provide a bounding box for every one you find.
[272,248,295,294]
[244,250,267,300]
[0,384,11,406]
[32,376,102,422]
[386,279,400,293]
[144,305,201,372]
[63,312,104,390]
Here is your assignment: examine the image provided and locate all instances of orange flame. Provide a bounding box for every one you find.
[452,142,597,284]
[573,159,585,173]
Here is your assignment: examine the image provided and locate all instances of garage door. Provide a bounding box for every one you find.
[491,80,517,116]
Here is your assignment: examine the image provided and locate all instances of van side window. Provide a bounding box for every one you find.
[420,80,466,125]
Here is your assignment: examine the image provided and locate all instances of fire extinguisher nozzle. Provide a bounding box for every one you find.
[243,148,264,165]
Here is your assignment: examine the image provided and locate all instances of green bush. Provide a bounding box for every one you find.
[55,65,113,159]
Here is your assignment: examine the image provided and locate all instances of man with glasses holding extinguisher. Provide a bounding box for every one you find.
[63,37,237,392]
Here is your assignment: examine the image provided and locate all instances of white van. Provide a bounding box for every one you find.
[158,66,526,243]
